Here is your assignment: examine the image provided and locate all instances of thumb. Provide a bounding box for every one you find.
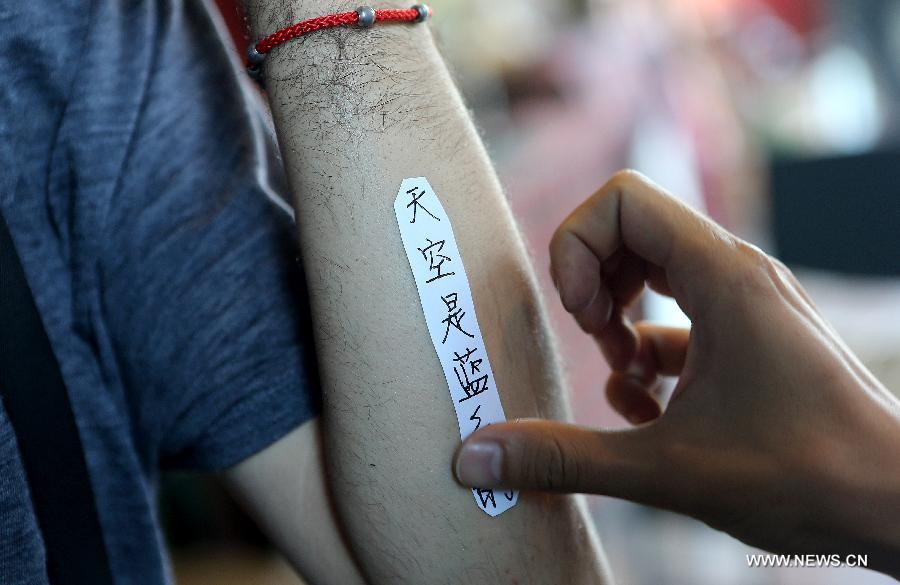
[453,420,673,506]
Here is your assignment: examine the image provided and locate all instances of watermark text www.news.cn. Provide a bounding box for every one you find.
[746,554,868,568]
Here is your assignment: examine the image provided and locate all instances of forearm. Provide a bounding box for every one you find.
[245,1,607,582]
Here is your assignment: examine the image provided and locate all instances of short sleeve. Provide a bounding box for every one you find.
[98,7,319,471]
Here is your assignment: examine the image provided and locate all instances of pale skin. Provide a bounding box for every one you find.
[221,2,900,583]
[225,1,609,584]
[454,171,900,579]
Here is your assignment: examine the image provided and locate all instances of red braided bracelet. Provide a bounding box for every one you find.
[247,4,431,77]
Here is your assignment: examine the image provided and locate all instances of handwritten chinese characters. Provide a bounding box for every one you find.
[393,177,519,517]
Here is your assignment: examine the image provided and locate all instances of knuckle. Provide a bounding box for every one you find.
[548,226,567,257]
[769,256,801,288]
[519,434,579,491]
[610,168,643,190]
[739,241,771,273]
[552,208,586,255]
[725,240,781,297]
[768,255,791,276]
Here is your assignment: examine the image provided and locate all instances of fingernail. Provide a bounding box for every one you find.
[455,440,503,486]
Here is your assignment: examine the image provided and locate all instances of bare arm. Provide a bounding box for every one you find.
[455,171,900,578]
[225,419,367,584]
[231,1,610,583]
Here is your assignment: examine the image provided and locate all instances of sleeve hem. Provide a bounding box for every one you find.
[160,374,320,472]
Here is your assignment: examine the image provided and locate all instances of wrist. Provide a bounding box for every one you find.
[244,1,454,152]
[243,0,439,92]
[811,404,900,576]
[244,1,425,42]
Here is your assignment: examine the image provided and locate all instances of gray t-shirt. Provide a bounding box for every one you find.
[0,1,319,583]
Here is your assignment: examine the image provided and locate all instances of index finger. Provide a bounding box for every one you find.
[550,170,742,321]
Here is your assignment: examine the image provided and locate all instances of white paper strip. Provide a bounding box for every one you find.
[393,177,518,517]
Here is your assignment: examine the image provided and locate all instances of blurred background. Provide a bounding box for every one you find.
[167,0,900,582]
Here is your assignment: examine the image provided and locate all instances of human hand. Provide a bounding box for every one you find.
[453,171,900,576]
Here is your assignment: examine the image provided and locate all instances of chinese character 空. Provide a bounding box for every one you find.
[406,187,439,223]
[418,238,455,284]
